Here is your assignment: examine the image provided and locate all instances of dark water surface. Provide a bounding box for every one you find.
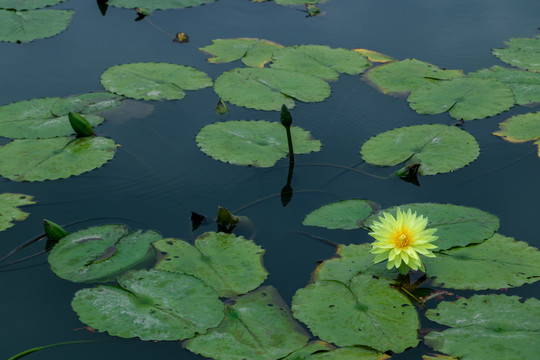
[1,0,540,358]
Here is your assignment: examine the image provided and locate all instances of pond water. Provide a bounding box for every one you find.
[1,0,540,359]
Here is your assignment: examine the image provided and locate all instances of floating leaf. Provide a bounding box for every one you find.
[0,9,73,43]
[274,0,321,4]
[363,59,464,95]
[0,0,67,10]
[50,92,123,117]
[196,120,321,167]
[292,275,419,353]
[364,203,500,250]
[492,35,540,73]
[49,224,160,282]
[270,45,371,81]
[425,295,540,359]
[214,68,331,111]
[306,347,391,360]
[302,199,375,230]
[424,234,540,290]
[200,38,283,67]
[493,111,540,156]
[0,193,35,231]
[407,77,515,120]
[185,286,310,360]
[469,66,540,105]
[282,341,336,360]
[0,137,117,182]
[360,124,479,175]
[72,269,224,340]
[154,232,268,297]
[101,63,212,101]
[353,49,394,63]
[107,0,216,10]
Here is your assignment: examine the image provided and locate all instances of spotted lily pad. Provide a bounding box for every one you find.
[0,137,117,181]
[214,68,331,110]
[270,45,371,81]
[424,234,540,290]
[302,199,375,230]
[363,59,464,95]
[184,286,310,360]
[154,232,268,297]
[353,48,394,63]
[492,35,540,73]
[0,193,35,231]
[425,295,540,359]
[196,120,321,167]
[49,224,160,282]
[407,77,515,120]
[72,269,224,340]
[200,38,283,67]
[0,9,73,43]
[360,124,479,175]
[106,0,216,10]
[101,63,212,101]
[493,111,540,156]
[0,0,67,10]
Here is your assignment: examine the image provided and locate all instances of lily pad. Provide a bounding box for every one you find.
[107,0,216,10]
[72,269,224,341]
[274,0,321,4]
[302,199,375,230]
[200,38,283,67]
[493,111,540,156]
[364,203,500,250]
[292,275,419,353]
[270,45,371,81]
[360,124,480,175]
[424,234,540,290]
[184,286,310,360]
[0,137,117,182]
[363,59,464,95]
[50,92,123,117]
[407,77,515,120]
[0,9,73,43]
[306,347,391,360]
[0,193,35,231]
[154,232,268,297]
[49,224,160,282]
[214,68,331,111]
[425,295,540,359]
[492,35,540,73]
[469,66,540,105]
[196,120,321,167]
[282,341,336,360]
[0,0,67,10]
[353,49,394,63]
[101,63,212,101]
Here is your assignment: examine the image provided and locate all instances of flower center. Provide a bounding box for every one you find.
[394,233,411,249]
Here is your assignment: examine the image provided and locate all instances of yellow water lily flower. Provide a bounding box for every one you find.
[369,208,437,271]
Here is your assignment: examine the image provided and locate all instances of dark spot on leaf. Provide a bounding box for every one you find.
[329,305,335,308]
[167,241,173,245]
[267,303,274,307]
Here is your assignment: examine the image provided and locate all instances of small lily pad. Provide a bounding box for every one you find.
[200,38,283,67]
[424,234,540,290]
[360,124,480,175]
[0,0,67,10]
[493,111,540,156]
[50,92,123,116]
[407,77,515,120]
[492,35,540,73]
[274,0,321,4]
[0,9,74,43]
[196,120,321,167]
[101,63,212,101]
[106,0,216,10]
[0,193,35,231]
[214,68,331,111]
[425,295,540,359]
[353,48,394,63]
[302,199,375,230]
[72,269,224,341]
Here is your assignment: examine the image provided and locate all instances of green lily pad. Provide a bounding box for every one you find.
[306,347,391,360]
[424,234,540,290]
[50,92,123,117]
[363,59,464,95]
[154,232,268,297]
[107,0,216,10]
[274,0,321,4]
[493,111,540,156]
[101,63,212,101]
[364,203,500,250]
[353,48,394,63]
[360,124,480,175]
[0,0,67,10]
[270,45,371,81]
[196,120,321,167]
[407,77,515,120]
[184,286,310,360]
[492,35,540,73]
[0,9,73,43]
[302,199,375,230]
[469,66,540,105]
[425,295,540,359]
[214,68,331,111]
[292,275,419,353]
[200,38,283,67]
[0,137,117,182]
[0,193,35,231]
[72,269,224,341]
[49,224,160,282]
[282,341,337,360]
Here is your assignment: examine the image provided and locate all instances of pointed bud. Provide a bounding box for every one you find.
[306,4,321,16]
[68,112,94,137]
[43,219,68,251]
[280,104,292,128]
